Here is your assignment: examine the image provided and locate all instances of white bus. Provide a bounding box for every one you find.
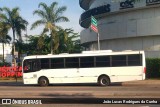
[22,50,146,86]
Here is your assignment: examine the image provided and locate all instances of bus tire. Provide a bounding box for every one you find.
[38,77,49,87]
[98,76,110,86]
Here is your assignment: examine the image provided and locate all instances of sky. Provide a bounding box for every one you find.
[0,0,83,40]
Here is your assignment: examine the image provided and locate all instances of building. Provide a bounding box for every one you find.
[0,43,12,63]
[79,0,160,57]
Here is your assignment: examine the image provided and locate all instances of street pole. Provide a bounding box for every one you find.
[97,32,100,50]
[91,16,100,50]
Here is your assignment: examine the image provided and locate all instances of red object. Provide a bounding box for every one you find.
[0,66,23,78]
[91,24,98,33]
[144,67,146,73]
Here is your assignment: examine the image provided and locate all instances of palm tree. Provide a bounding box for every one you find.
[15,17,28,42]
[0,22,12,63]
[1,7,28,65]
[15,17,28,65]
[57,28,83,53]
[31,2,69,54]
[24,35,50,55]
[37,34,51,54]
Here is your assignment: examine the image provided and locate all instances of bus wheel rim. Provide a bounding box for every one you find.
[101,79,107,85]
[41,80,46,85]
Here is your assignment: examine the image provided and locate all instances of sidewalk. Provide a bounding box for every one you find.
[121,79,160,86]
[0,79,160,86]
[0,80,23,86]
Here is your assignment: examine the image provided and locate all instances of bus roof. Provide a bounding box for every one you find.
[23,50,145,60]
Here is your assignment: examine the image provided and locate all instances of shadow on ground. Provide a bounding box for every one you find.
[40,93,94,98]
[0,81,123,87]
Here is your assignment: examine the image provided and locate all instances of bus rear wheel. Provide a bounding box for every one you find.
[98,76,110,86]
[38,77,49,87]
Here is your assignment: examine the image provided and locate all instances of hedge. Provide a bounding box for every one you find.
[0,62,11,67]
[146,58,160,79]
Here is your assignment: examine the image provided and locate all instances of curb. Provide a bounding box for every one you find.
[121,80,160,86]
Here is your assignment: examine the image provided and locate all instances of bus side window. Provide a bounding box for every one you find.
[128,54,142,66]
[65,57,79,68]
[80,57,94,68]
[51,58,64,69]
[23,60,32,73]
[41,59,50,69]
[24,59,40,73]
[27,62,31,71]
[96,56,110,67]
[112,55,127,67]
[32,60,40,71]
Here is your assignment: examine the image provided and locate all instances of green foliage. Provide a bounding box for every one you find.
[1,7,28,41]
[31,2,69,54]
[1,4,83,59]
[55,28,84,54]
[0,21,12,63]
[19,28,84,55]
[0,61,11,67]
[146,58,160,78]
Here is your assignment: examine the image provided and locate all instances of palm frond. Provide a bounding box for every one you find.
[2,7,10,13]
[33,10,48,19]
[55,16,69,23]
[0,14,8,22]
[14,16,28,41]
[55,6,67,16]
[12,7,20,17]
[31,19,46,30]
[5,35,12,43]
[2,7,12,20]
[38,2,48,11]
[50,2,58,13]
[41,27,49,35]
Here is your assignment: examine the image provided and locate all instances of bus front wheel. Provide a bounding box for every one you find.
[38,77,49,87]
[98,76,110,86]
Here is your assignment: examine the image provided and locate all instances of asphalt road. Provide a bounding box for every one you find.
[0,81,160,98]
[0,80,160,107]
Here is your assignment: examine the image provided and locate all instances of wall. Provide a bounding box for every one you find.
[81,7,160,43]
[0,43,12,63]
[80,0,160,57]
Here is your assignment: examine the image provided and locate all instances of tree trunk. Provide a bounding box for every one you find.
[12,29,16,66]
[50,29,53,54]
[51,36,53,54]
[12,29,15,56]
[18,42,21,66]
[2,42,4,63]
